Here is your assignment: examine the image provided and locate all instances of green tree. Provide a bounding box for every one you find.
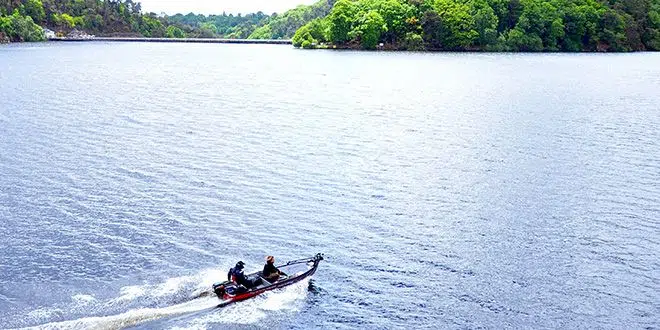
[72,15,83,27]
[23,0,44,23]
[351,10,387,49]
[433,0,479,49]
[292,18,328,47]
[505,0,524,30]
[598,9,629,51]
[550,18,565,49]
[0,14,12,40]
[293,23,314,47]
[248,0,334,39]
[471,0,499,46]
[84,14,104,31]
[59,13,76,28]
[485,0,511,33]
[647,0,660,49]
[562,3,602,51]
[420,10,443,48]
[506,26,543,50]
[360,0,413,43]
[198,22,217,37]
[615,0,649,48]
[166,25,185,38]
[402,31,425,49]
[513,0,563,50]
[249,24,272,39]
[140,14,165,37]
[1,10,45,41]
[328,0,357,43]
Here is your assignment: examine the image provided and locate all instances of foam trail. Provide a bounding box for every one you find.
[177,279,311,329]
[21,297,219,330]
[17,272,310,330]
[15,268,227,330]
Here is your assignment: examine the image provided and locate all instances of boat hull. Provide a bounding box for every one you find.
[213,254,323,307]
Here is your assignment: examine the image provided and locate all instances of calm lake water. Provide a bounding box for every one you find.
[0,42,658,329]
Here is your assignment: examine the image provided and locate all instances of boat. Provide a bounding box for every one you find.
[212,253,324,307]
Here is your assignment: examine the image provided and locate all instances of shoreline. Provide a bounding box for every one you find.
[4,38,656,53]
[48,37,292,44]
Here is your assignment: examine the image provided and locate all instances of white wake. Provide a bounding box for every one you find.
[18,269,310,330]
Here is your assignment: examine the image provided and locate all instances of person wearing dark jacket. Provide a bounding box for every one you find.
[262,256,286,282]
[228,261,259,288]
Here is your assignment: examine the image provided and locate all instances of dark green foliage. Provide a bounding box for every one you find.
[506,27,544,50]
[0,0,274,41]
[165,12,269,39]
[292,18,328,47]
[0,9,45,41]
[421,10,443,48]
[1,0,153,39]
[329,0,357,43]
[646,0,660,49]
[139,14,164,37]
[291,0,660,51]
[166,25,185,38]
[248,0,335,39]
[1,0,658,50]
[472,0,499,46]
[598,9,628,50]
[432,0,478,49]
[402,31,425,49]
[361,0,414,43]
[23,0,44,22]
[351,10,387,49]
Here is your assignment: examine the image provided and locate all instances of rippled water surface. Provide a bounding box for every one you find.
[1,42,659,329]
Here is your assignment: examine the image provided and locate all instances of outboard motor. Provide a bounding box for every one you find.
[212,282,226,298]
[213,281,239,298]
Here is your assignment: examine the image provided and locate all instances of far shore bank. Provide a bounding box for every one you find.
[47,37,292,45]
[4,37,658,53]
[5,39,658,53]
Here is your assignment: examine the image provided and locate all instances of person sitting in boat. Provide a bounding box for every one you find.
[228,261,259,288]
[262,256,286,282]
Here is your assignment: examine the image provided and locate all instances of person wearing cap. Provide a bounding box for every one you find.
[262,256,286,282]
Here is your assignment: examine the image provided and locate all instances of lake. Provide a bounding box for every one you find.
[0,42,658,329]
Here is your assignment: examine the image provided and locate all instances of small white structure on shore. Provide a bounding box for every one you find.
[43,28,56,39]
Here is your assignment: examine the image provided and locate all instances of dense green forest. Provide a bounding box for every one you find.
[248,1,336,39]
[2,0,658,51]
[293,0,660,51]
[0,0,270,42]
[0,0,328,42]
[160,11,276,39]
[155,2,338,40]
[1,0,149,41]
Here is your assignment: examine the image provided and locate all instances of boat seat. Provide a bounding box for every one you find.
[259,276,272,285]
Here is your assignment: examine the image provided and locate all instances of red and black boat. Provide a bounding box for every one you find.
[212,253,324,307]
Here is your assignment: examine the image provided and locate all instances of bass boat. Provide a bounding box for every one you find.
[212,253,324,307]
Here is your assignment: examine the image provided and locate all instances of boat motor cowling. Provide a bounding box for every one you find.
[212,282,226,297]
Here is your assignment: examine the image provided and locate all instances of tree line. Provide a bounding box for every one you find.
[248,1,336,39]
[292,0,660,51]
[0,0,331,42]
[1,0,147,41]
[2,0,658,51]
[0,0,262,41]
